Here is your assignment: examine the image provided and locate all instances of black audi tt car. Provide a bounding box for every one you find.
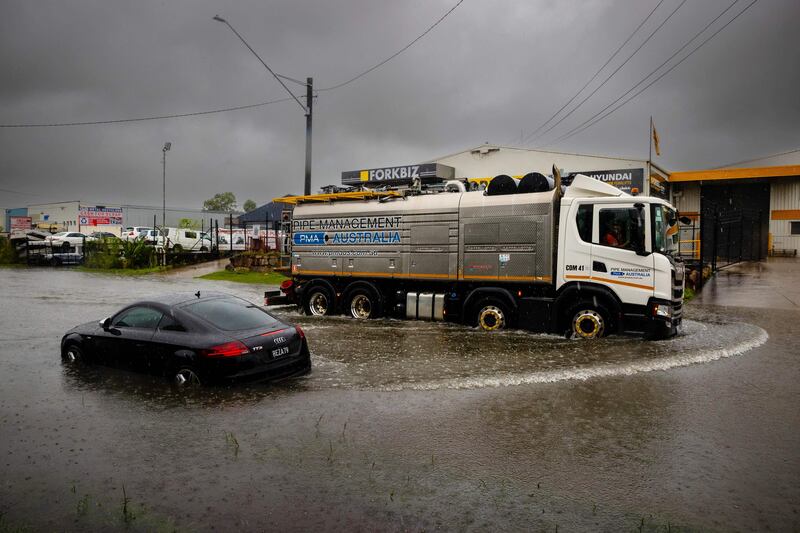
[60,292,310,386]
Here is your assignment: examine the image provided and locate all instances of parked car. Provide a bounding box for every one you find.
[46,231,89,249]
[164,228,212,252]
[87,231,119,241]
[43,252,84,266]
[60,292,311,386]
[139,228,167,247]
[121,227,152,241]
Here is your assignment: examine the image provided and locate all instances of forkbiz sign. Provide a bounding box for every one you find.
[341,163,454,186]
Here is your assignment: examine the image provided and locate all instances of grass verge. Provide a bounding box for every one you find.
[198,269,288,285]
[77,265,172,276]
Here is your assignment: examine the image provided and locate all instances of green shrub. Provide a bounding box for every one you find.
[84,238,155,269]
[0,237,19,264]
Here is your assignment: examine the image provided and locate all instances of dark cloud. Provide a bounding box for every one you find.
[1,0,798,209]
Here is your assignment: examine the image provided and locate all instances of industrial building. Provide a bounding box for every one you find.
[7,201,233,235]
[345,144,799,258]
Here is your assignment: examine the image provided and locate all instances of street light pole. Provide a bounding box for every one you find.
[213,15,313,195]
[162,142,171,228]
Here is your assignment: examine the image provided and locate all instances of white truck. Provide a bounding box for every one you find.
[268,169,685,339]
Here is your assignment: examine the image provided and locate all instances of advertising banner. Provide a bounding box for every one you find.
[79,206,123,226]
[10,216,32,233]
[575,168,644,195]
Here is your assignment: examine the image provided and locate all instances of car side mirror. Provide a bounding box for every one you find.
[99,317,112,329]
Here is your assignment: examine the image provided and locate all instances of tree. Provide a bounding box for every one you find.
[179,218,200,229]
[243,199,257,213]
[203,192,237,212]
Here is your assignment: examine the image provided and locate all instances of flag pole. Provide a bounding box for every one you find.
[649,115,653,164]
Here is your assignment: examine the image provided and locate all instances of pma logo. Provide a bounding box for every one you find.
[293,232,326,245]
[610,271,625,276]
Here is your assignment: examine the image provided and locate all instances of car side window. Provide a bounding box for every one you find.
[158,314,186,332]
[113,306,163,329]
[185,231,197,239]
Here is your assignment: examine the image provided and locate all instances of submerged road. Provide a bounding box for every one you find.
[0,260,797,531]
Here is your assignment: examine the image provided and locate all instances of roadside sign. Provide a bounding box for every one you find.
[79,206,123,226]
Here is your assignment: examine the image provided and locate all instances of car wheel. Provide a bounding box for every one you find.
[200,246,208,252]
[474,299,511,331]
[568,300,610,339]
[172,244,183,253]
[173,366,202,387]
[303,285,335,316]
[62,344,86,364]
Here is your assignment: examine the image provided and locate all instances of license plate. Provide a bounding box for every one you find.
[271,346,290,358]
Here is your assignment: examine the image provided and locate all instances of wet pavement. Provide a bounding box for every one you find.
[0,263,798,531]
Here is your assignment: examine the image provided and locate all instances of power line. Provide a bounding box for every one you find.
[526,0,687,147]
[317,0,465,92]
[0,97,296,128]
[515,0,666,146]
[0,187,51,197]
[540,0,757,149]
[213,15,307,112]
[1,2,464,128]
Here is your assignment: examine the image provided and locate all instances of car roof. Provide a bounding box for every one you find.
[135,291,234,307]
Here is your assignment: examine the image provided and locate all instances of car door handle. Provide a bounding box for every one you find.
[593,261,607,272]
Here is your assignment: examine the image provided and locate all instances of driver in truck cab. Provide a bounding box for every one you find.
[603,221,629,248]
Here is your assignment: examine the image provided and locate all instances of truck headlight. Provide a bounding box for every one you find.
[652,304,672,318]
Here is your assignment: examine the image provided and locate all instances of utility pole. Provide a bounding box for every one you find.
[305,77,313,196]
[162,142,171,228]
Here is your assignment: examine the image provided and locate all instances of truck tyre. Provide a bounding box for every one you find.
[568,300,610,339]
[473,299,511,331]
[344,285,383,319]
[303,284,335,316]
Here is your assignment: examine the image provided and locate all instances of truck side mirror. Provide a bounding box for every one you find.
[679,216,692,225]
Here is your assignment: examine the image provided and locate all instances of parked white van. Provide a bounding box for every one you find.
[163,228,212,252]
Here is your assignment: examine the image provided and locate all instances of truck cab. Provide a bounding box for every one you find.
[558,175,684,338]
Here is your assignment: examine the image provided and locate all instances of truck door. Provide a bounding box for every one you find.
[590,204,654,304]
[561,203,593,282]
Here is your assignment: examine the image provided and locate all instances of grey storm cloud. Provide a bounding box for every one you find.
[1,0,798,210]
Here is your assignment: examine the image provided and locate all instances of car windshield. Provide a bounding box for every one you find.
[182,297,281,331]
[53,232,68,237]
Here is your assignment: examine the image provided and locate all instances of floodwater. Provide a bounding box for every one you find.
[0,266,798,531]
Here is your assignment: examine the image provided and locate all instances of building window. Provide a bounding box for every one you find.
[791,221,800,235]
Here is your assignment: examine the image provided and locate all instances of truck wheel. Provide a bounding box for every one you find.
[474,300,510,331]
[569,301,609,339]
[346,287,383,319]
[304,285,335,316]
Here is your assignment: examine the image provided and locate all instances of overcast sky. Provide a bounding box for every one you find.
[1,0,798,210]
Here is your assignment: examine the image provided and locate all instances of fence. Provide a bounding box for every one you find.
[678,207,765,289]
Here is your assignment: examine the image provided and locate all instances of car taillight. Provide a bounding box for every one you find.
[295,325,305,339]
[201,341,249,358]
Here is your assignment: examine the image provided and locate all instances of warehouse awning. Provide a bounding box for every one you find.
[669,165,800,182]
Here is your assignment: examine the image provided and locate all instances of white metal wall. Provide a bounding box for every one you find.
[432,146,651,192]
[671,183,701,214]
[769,177,800,252]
